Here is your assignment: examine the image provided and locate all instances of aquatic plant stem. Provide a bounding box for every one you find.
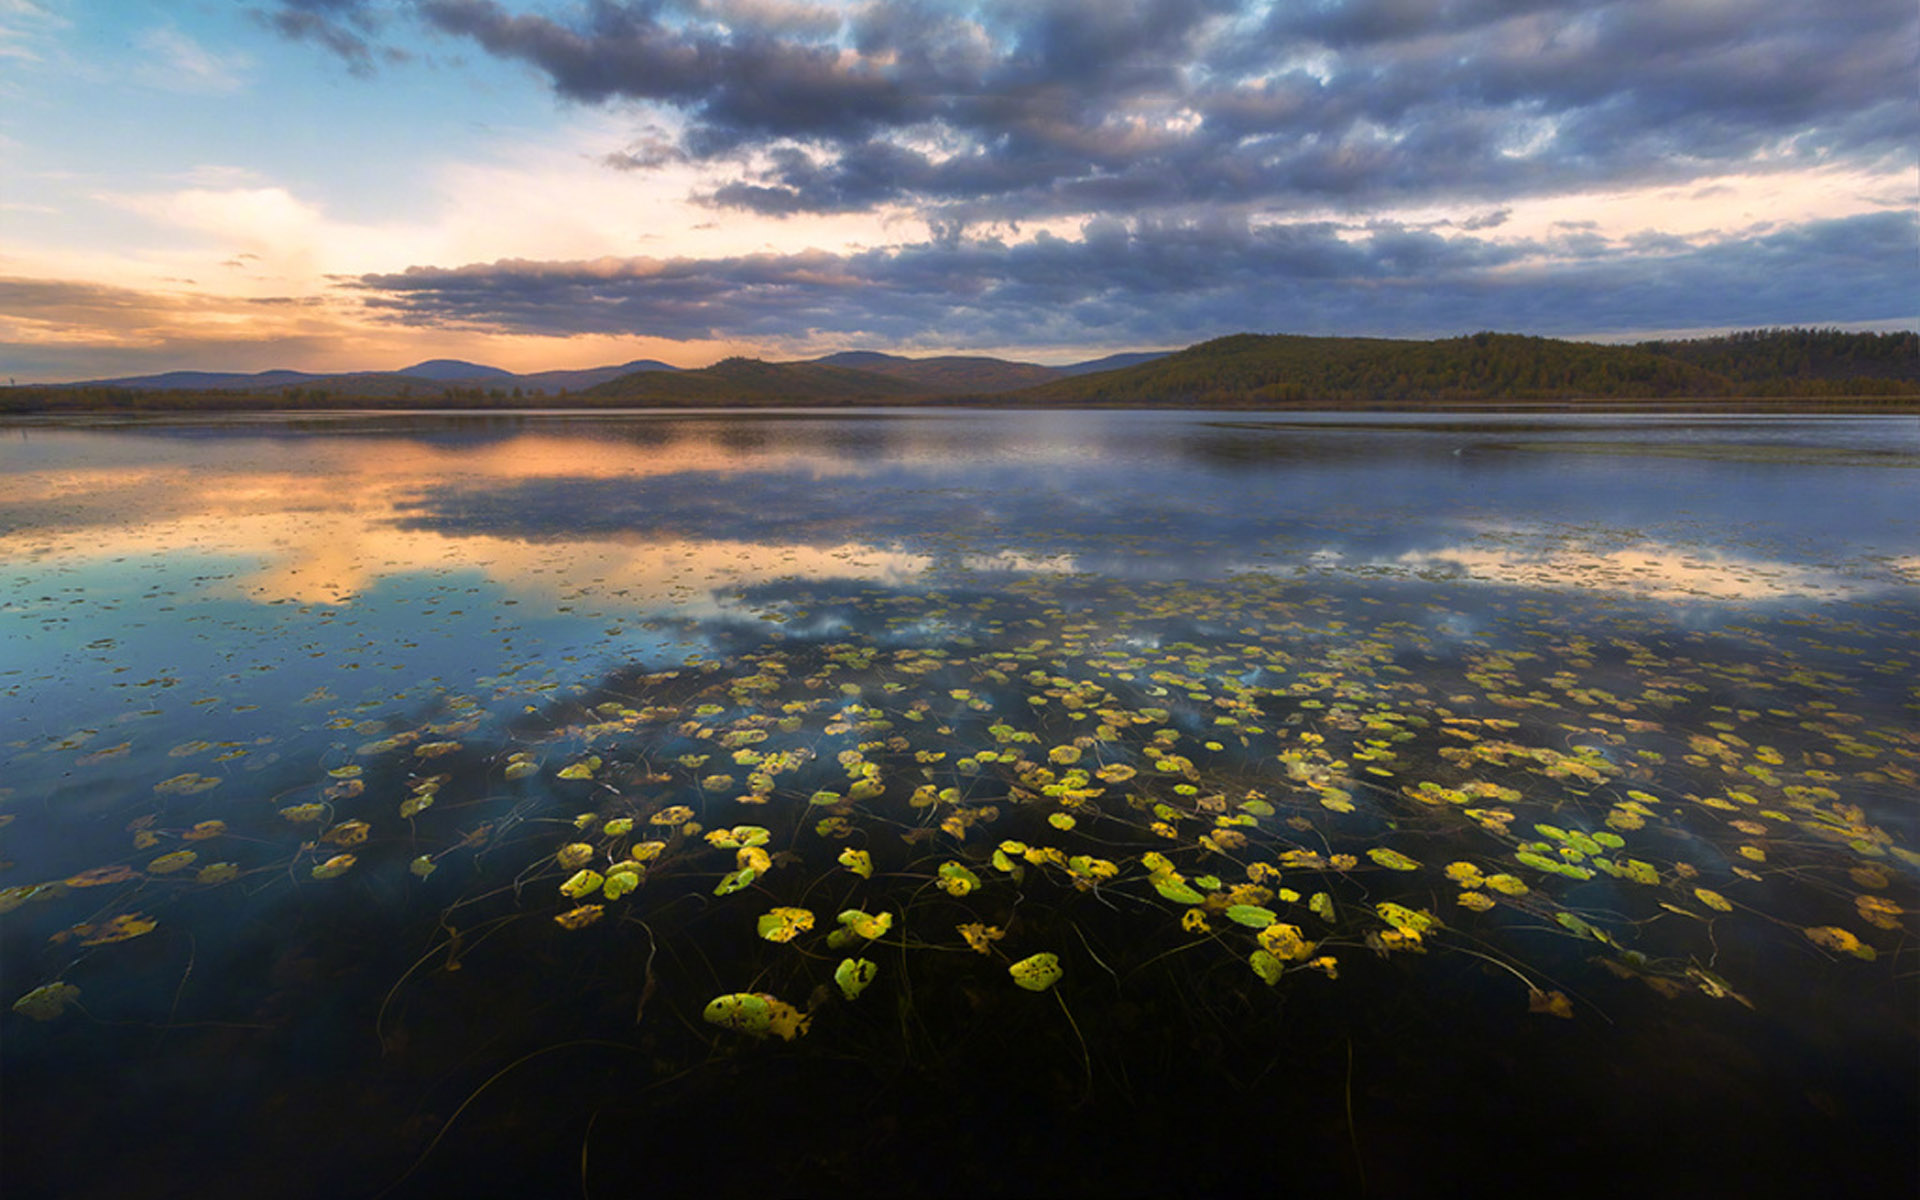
[378,1038,643,1198]
[1054,988,1093,1104]
[1346,1037,1366,1195]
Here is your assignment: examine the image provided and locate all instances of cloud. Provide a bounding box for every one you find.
[251,0,395,75]
[135,28,252,94]
[345,210,1919,349]
[256,0,1918,224]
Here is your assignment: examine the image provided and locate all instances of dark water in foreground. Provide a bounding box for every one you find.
[1,410,1916,1197]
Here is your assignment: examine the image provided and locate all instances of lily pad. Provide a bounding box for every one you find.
[1009,952,1063,992]
[834,957,879,1000]
[757,906,815,943]
[12,982,81,1022]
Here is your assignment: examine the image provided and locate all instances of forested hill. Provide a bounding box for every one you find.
[1003,330,1919,407]
[1636,328,1920,389]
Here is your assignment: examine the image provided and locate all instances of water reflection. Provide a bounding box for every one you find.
[4,412,1914,618]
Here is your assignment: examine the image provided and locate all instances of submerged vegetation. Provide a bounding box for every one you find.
[8,574,1914,1059]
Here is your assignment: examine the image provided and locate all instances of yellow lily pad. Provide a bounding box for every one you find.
[1367,847,1421,871]
[957,922,1004,954]
[13,982,81,1022]
[78,913,158,945]
[757,906,815,943]
[148,850,198,875]
[553,904,605,930]
[311,854,356,880]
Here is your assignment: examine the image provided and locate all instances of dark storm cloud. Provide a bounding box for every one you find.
[346,210,1918,348]
[260,0,1917,220]
[251,0,389,74]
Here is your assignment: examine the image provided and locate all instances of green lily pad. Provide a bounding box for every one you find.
[834,957,879,1000]
[1009,952,1063,992]
[1226,904,1278,927]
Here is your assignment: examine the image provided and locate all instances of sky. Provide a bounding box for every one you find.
[0,0,1914,382]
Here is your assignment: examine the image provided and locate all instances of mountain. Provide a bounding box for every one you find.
[811,351,1060,393]
[516,359,681,393]
[1057,351,1171,376]
[580,357,929,404]
[66,368,326,391]
[394,359,516,382]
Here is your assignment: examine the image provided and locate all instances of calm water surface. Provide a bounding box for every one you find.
[2,410,1916,1197]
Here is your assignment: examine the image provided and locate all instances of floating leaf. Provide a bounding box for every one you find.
[1249,949,1284,985]
[1151,875,1205,905]
[602,817,634,837]
[1227,904,1278,928]
[834,909,893,941]
[1855,895,1903,930]
[1620,860,1660,886]
[757,906,815,943]
[408,855,437,879]
[560,869,604,899]
[279,802,325,824]
[553,904,605,930]
[1376,903,1438,938]
[958,922,1005,954]
[1457,891,1496,912]
[1805,925,1877,961]
[181,820,226,842]
[154,773,221,796]
[838,848,873,878]
[1181,908,1211,934]
[311,854,356,880]
[706,825,771,849]
[1009,952,1063,992]
[714,866,759,896]
[148,850,198,875]
[12,982,80,1022]
[79,913,158,945]
[1528,988,1574,1019]
[1693,887,1734,913]
[834,957,879,1000]
[555,843,596,870]
[399,793,434,819]
[195,862,240,885]
[556,757,600,780]
[321,820,369,847]
[602,864,641,894]
[1256,922,1313,961]
[936,861,981,897]
[1367,847,1420,871]
[66,865,139,888]
[1444,861,1484,886]
[1308,892,1335,922]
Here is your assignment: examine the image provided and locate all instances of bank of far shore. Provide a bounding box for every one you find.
[7,328,1915,416]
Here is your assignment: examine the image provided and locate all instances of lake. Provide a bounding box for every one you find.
[2,409,1916,1198]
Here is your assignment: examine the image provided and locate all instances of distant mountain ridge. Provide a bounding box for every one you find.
[56,350,1161,395]
[11,329,1912,413]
